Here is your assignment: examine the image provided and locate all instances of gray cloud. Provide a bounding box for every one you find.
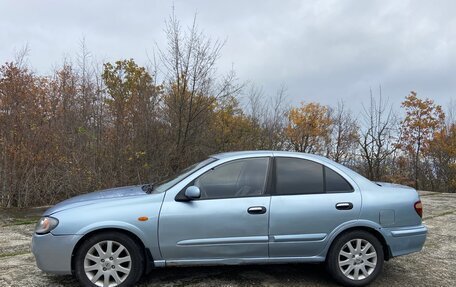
[1,0,455,113]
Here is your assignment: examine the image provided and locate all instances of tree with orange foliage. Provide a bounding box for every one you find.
[399,91,445,189]
[102,59,161,185]
[285,102,332,153]
[428,124,456,192]
[0,61,51,207]
[211,96,257,151]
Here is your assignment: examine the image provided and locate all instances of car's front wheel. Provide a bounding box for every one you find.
[326,230,384,286]
[74,231,144,287]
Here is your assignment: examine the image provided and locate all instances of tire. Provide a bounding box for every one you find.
[74,231,144,287]
[326,230,384,287]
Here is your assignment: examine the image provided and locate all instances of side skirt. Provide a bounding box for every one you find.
[154,256,326,267]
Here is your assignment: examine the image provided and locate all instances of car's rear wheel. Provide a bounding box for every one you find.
[326,230,384,286]
[74,231,144,287]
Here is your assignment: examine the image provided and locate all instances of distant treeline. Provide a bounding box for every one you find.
[1,16,455,207]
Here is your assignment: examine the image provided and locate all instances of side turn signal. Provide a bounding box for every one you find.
[138,216,149,222]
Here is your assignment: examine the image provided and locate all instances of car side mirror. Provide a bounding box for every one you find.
[184,186,201,200]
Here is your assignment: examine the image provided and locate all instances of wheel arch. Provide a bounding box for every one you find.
[324,224,392,261]
[70,227,154,274]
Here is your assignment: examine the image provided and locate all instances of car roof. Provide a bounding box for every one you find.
[211,150,321,160]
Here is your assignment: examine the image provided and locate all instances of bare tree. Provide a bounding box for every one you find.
[358,87,398,181]
[326,101,359,164]
[158,12,241,170]
[445,99,456,127]
[242,84,288,150]
[263,86,288,150]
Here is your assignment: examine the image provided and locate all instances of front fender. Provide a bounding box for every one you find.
[49,193,165,261]
[75,220,150,245]
[70,220,163,263]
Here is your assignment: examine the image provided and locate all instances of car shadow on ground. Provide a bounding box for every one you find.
[39,263,336,287]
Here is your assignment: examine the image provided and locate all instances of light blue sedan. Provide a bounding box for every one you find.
[32,151,427,287]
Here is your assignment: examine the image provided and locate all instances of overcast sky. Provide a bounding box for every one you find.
[1,0,455,113]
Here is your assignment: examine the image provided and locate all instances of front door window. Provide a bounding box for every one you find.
[194,157,269,199]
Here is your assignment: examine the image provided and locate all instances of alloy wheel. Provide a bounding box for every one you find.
[338,238,377,280]
[84,240,132,287]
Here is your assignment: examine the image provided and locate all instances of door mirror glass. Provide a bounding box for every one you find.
[184,186,201,199]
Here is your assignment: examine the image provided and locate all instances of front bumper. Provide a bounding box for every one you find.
[383,225,427,257]
[31,232,82,275]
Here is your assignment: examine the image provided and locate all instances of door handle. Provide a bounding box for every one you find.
[248,206,267,214]
[336,202,353,210]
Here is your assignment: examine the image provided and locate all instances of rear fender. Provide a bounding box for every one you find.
[318,220,389,258]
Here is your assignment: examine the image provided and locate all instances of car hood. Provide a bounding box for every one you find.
[44,185,148,215]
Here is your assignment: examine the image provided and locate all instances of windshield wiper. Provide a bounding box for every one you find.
[142,183,155,194]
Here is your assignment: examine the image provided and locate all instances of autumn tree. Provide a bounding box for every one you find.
[102,59,161,185]
[428,124,456,192]
[399,91,445,189]
[47,62,90,197]
[285,102,332,153]
[211,96,256,151]
[0,61,51,207]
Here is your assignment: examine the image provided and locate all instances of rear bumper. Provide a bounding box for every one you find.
[383,225,427,257]
[31,232,82,275]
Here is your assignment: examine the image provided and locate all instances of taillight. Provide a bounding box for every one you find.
[414,200,423,218]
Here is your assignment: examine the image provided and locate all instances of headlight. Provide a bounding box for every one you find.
[35,217,59,234]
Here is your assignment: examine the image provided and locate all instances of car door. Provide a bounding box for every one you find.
[158,157,272,262]
[269,157,361,258]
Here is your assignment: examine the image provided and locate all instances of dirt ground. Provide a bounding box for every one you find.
[1,191,455,287]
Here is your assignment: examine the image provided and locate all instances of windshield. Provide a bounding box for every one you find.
[153,157,217,193]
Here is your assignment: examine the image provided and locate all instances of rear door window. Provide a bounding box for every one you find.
[274,157,354,195]
[275,158,324,195]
